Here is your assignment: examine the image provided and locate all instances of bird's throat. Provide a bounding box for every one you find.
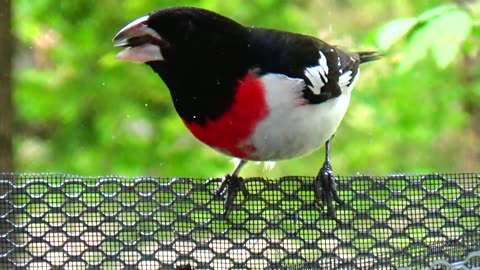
[182,72,269,159]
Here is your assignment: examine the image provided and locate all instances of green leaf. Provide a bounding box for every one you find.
[417,4,457,22]
[429,10,472,68]
[399,9,472,71]
[398,21,437,71]
[376,18,417,51]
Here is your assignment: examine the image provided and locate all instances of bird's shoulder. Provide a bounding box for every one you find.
[246,27,361,104]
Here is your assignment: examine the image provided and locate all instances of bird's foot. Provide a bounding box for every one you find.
[206,174,248,217]
[314,161,344,224]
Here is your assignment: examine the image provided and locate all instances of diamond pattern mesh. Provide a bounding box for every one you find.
[0,173,479,269]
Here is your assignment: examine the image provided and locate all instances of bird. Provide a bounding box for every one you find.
[113,6,380,222]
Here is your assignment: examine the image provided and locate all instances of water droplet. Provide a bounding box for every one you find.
[145,103,148,107]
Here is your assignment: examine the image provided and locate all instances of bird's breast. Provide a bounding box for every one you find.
[182,71,269,159]
[183,70,357,161]
[247,73,353,161]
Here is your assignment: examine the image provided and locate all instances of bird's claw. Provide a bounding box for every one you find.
[206,174,248,217]
[315,161,344,224]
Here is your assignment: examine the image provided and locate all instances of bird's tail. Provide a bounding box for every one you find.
[357,51,382,64]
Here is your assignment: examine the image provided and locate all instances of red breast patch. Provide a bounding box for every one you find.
[183,72,269,159]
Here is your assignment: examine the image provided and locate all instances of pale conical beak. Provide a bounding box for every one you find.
[113,15,165,63]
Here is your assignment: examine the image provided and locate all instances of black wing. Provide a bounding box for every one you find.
[247,27,374,104]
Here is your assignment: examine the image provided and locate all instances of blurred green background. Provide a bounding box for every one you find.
[2,0,479,178]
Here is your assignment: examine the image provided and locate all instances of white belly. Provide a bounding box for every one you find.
[248,72,357,161]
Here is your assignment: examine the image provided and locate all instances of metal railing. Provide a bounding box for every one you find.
[0,173,479,269]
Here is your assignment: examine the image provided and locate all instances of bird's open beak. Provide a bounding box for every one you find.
[113,15,166,63]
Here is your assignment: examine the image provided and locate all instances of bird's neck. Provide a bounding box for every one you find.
[148,61,245,125]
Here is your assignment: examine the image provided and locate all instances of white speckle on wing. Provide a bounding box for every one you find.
[304,51,329,95]
[338,70,353,89]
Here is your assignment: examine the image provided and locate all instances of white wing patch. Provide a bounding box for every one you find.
[304,51,329,95]
[338,70,352,90]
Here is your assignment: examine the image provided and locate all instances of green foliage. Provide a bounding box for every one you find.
[11,0,480,178]
[376,18,417,51]
[376,4,476,70]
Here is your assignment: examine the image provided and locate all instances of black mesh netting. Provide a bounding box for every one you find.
[0,173,479,270]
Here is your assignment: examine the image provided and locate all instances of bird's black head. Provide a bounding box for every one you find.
[112,7,247,64]
[113,7,251,124]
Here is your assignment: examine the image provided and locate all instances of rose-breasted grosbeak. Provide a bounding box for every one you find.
[113,6,379,222]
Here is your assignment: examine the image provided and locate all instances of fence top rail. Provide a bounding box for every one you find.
[0,172,479,270]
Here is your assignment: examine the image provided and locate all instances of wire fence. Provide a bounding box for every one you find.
[0,173,479,270]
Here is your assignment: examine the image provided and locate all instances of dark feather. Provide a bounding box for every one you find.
[357,51,382,63]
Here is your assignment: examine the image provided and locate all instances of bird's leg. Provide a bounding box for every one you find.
[315,135,344,223]
[206,159,248,217]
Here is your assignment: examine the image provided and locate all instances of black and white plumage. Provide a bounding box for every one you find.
[113,6,380,222]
